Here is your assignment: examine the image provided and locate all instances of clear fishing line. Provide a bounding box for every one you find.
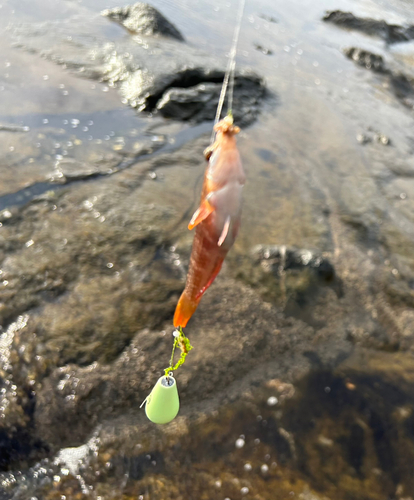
[211,0,246,142]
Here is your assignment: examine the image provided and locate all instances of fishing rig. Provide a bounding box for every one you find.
[144,0,246,425]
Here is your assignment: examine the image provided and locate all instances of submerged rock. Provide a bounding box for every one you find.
[344,47,387,73]
[323,10,414,44]
[102,3,184,41]
[344,47,414,110]
[231,245,339,313]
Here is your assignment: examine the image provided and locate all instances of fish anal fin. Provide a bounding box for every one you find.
[188,199,214,230]
[218,216,231,247]
[195,259,224,300]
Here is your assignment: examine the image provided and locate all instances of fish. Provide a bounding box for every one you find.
[173,115,245,328]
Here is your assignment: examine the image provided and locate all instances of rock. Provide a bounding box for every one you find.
[155,71,265,125]
[343,47,387,73]
[323,10,414,44]
[11,16,265,125]
[0,124,29,133]
[343,47,414,110]
[231,245,339,311]
[102,3,184,41]
[254,44,273,55]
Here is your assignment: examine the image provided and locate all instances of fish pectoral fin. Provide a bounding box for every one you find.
[188,199,214,230]
[218,216,231,246]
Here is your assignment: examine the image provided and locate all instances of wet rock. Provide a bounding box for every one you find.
[0,124,29,133]
[102,3,184,41]
[259,14,278,23]
[11,15,265,125]
[254,44,273,55]
[389,73,414,110]
[344,47,387,73]
[155,71,265,125]
[323,10,414,44]
[3,348,413,500]
[344,47,414,110]
[231,245,338,309]
[356,133,371,144]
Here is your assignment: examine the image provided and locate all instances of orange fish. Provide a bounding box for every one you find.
[173,115,245,328]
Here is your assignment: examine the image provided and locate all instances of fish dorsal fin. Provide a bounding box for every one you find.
[218,216,231,246]
[188,199,215,230]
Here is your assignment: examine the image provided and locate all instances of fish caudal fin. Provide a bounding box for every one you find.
[188,200,214,230]
[173,291,199,328]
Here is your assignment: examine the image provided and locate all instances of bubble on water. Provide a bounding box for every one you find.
[297,49,303,55]
[106,263,114,269]
[88,120,94,126]
[8,146,14,152]
[324,386,331,394]
[62,90,69,96]
[235,438,245,449]
[59,84,65,89]
[63,119,68,125]
[82,126,89,132]
[261,464,269,474]
[43,75,49,80]
[284,46,291,52]
[104,135,110,141]
[42,118,49,124]
[315,78,321,85]
[241,487,249,495]
[254,438,260,445]
[267,396,278,406]
[243,463,252,471]
[313,61,319,67]
[102,86,109,92]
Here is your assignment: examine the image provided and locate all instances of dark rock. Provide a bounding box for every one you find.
[0,124,29,133]
[344,47,387,73]
[101,3,184,41]
[344,47,414,111]
[389,73,414,110]
[234,245,337,300]
[323,10,414,44]
[254,44,273,55]
[259,14,278,23]
[155,70,265,125]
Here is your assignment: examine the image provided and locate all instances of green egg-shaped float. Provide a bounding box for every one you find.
[145,375,180,424]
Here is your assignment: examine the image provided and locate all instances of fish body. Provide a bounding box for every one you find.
[173,116,245,328]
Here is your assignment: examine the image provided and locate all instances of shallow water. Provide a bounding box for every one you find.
[1,0,414,498]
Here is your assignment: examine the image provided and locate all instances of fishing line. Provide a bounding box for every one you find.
[211,0,246,143]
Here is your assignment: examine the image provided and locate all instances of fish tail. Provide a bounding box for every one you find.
[173,290,199,328]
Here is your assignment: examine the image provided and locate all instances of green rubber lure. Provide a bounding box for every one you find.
[144,375,180,424]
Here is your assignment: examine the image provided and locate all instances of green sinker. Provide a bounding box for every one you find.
[145,375,180,424]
